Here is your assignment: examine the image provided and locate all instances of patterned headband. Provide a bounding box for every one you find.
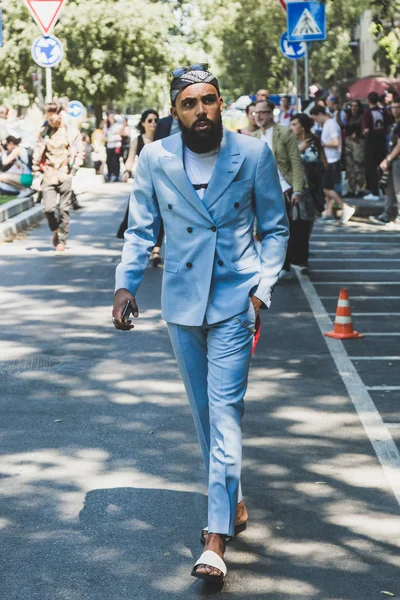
[170,70,220,105]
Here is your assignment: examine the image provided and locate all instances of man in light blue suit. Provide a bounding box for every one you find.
[112,65,289,585]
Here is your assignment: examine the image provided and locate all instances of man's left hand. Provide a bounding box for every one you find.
[290,192,302,205]
[251,295,263,318]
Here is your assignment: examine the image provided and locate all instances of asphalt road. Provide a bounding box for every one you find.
[0,184,399,600]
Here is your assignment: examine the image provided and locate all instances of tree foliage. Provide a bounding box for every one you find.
[190,0,372,98]
[371,0,400,77]
[0,0,180,113]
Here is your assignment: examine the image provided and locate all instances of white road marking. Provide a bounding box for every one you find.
[349,357,400,360]
[320,296,400,300]
[313,269,400,273]
[367,386,400,391]
[311,242,398,246]
[314,249,400,253]
[363,332,400,336]
[295,271,400,506]
[311,259,400,262]
[314,282,400,285]
[328,313,400,317]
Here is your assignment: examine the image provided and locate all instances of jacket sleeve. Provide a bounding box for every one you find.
[253,143,289,307]
[286,129,305,194]
[69,129,85,170]
[115,145,161,294]
[32,133,46,173]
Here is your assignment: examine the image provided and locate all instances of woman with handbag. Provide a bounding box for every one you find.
[289,113,327,274]
[117,109,163,267]
[103,113,122,182]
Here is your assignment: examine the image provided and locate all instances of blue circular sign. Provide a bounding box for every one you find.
[68,101,85,118]
[31,35,64,68]
[279,31,306,60]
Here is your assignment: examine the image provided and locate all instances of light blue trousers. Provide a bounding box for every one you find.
[167,302,255,537]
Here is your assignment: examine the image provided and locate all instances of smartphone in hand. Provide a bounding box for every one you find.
[122,300,132,323]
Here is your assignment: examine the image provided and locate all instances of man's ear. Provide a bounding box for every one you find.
[170,106,178,121]
[219,96,224,113]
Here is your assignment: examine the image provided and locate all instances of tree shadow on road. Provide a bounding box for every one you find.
[0,191,399,599]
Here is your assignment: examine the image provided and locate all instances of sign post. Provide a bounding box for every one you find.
[287,2,326,102]
[46,67,52,102]
[31,35,64,101]
[23,0,68,102]
[304,43,309,101]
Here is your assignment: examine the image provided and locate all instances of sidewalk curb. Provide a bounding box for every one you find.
[0,196,36,224]
[0,205,43,242]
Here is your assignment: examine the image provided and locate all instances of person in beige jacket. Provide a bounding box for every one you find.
[32,103,85,251]
[252,99,305,278]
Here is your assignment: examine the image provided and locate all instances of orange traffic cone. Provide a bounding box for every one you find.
[324,288,364,339]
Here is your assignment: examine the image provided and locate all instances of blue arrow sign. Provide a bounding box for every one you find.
[287,2,326,42]
[31,35,64,68]
[68,101,85,118]
[279,31,306,60]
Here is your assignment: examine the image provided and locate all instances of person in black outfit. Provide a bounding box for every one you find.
[117,110,159,249]
[344,99,365,197]
[362,92,390,199]
[289,113,327,273]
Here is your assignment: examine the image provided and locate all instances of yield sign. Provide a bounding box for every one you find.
[23,0,67,36]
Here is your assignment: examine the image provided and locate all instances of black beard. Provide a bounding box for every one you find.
[179,116,223,154]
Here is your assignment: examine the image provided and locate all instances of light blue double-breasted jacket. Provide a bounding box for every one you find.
[115,128,289,326]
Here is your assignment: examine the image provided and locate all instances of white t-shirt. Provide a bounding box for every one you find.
[260,128,291,193]
[278,109,294,127]
[321,117,342,163]
[184,147,218,200]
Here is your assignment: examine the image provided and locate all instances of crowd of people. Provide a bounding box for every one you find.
[1,82,399,265]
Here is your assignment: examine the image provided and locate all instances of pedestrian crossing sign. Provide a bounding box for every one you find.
[287,1,326,42]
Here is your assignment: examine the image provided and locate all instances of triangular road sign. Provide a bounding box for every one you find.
[23,0,67,36]
[292,8,322,36]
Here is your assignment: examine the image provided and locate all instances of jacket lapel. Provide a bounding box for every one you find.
[159,134,213,223]
[202,129,245,211]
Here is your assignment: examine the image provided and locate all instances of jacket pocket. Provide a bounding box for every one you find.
[231,253,259,271]
[229,177,252,191]
[164,259,179,273]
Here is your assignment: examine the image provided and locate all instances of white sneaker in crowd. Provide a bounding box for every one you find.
[363,193,380,201]
[339,205,355,224]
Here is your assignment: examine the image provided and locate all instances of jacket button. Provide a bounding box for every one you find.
[186,262,192,269]
[211,225,217,232]
[234,202,239,208]
[187,227,193,233]
[218,260,223,266]
[168,204,172,209]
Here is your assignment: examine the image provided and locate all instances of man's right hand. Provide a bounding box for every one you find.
[112,288,138,331]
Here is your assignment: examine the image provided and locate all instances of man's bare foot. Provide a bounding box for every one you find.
[202,501,248,543]
[195,533,225,578]
[236,500,248,526]
[55,242,65,252]
[52,230,59,247]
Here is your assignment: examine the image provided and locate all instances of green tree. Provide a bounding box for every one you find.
[0,0,181,118]
[191,0,371,98]
[371,0,400,77]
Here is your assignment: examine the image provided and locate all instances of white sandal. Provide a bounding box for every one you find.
[191,550,227,584]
